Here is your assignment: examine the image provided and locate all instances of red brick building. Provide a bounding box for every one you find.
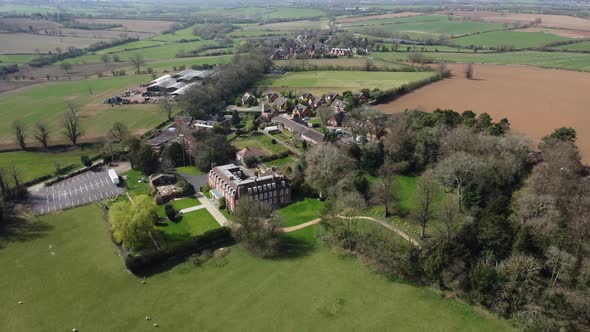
[208,164,291,212]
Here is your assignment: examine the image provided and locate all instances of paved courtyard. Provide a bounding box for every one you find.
[29,169,124,215]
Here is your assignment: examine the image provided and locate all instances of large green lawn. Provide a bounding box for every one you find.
[231,133,289,155]
[0,145,102,183]
[0,204,515,331]
[372,50,590,71]
[157,208,220,248]
[451,30,570,49]
[277,197,325,227]
[0,75,164,146]
[257,70,437,95]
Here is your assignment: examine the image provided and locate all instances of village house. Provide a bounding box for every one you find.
[263,90,279,102]
[236,147,264,163]
[293,103,312,119]
[260,103,280,120]
[329,110,346,127]
[331,99,348,112]
[298,91,313,102]
[271,96,289,110]
[308,95,326,108]
[324,92,340,103]
[208,164,291,212]
[330,47,352,57]
[272,115,324,144]
[353,91,369,103]
[241,92,256,106]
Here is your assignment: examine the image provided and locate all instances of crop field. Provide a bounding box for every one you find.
[242,20,330,32]
[343,15,504,37]
[376,64,590,163]
[195,6,325,20]
[137,55,234,71]
[0,75,163,147]
[553,41,590,51]
[451,30,570,49]
[372,50,590,71]
[0,33,111,54]
[67,39,220,64]
[0,204,515,331]
[74,19,177,34]
[335,12,423,23]
[257,70,437,95]
[448,11,590,33]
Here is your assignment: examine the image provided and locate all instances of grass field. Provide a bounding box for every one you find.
[451,30,570,49]
[344,15,504,37]
[372,50,590,71]
[0,204,515,331]
[553,41,590,51]
[0,54,39,65]
[0,75,163,146]
[277,197,325,227]
[273,57,407,70]
[231,133,289,155]
[157,197,202,218]
[0,146,102,183]
[122,170,149,197]
[175,166,205,176]
[242,20,330,32]
[257,71,437,95]
[158,208,220,248]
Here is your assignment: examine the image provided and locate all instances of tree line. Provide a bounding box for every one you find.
[287,107,589,330]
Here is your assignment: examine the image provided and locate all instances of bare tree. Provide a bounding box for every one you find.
[60,62,72,75]
[8,165,20,188]
[159,95,174,121]
[371,161,395,217]
[63,102,83,146]
[130,53,145,74]
[317,105,333,133]
[436,195,460,241]
[304,143,355,199]
[232,197,281,257]
[100,54,111,65]
[435,151,483,208]
[12,120,26,150]
[413,171,437,239]
[0,168,8,199]
[110,122,129,151]
[465,63,474,79]
[34,122,50,149]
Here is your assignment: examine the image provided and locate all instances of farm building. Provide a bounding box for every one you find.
[147,69,216,95]
[208,163,291,212]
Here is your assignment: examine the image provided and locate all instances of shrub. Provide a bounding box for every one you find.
[243,155,258,168]
[218,197,226,210]
[164,203,176,221]
[271,138,277,144]
[80,155,92,167]
[190,250,213,266]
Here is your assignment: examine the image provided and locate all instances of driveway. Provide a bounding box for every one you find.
[28,168,124,215]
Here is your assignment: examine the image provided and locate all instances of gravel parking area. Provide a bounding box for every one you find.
[29,169,124,215]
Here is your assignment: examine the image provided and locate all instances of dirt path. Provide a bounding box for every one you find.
[281,216,421,247]
[376,64,590,163]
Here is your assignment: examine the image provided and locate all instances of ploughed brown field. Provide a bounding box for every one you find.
[447,10,590,32]
[376,64,590,162]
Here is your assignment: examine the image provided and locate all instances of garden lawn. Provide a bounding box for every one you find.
[277,197,325,227]
[157,197,202,218]
[0,75,163,146]
[0,204,515,331]
[231,133,289,155]
[0,145,102,183]
[372,50,590,71]
[452,30,570,49]
[257,71,437,95]
[175,166,204,176]
[157,208,219,248]
[123,169,149,196]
